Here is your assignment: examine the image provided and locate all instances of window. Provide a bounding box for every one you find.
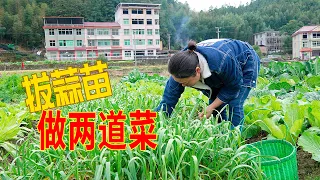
[132,29,144,35]
[66,29,72,35]
[97,40,110,46]
[147,29,152,35]
[77,51,84,58]
[88,40,95,46]
[49,40,55,46]
[302,41,308,47]
[132,19,144,25]
[87,29,94,35]
[125,51,131,57]
[146,9,152,14]
[124,29,130,35]
[132,9,143,14]
[148,50,153,55]
[303,33,308,39]
[132,9,137,14]
[134,39,145,45]
[312,41,320,47]
[155,29,159,35]
[123,9,128,14]
[313,33,320,38]
[58,29,73,35]
[148,39,153,45]
[147,19,152,25]
[112,29,119,35]
[59,40,73,47]
[113,51,121,57]
[124,39,130,46]
[154,10,159,15]
[98,29,109,35]
[59,40,66,46]
[135,50,145,56]
[112,40,120,46]
[49,29,54,35]
[66,40,74,46]
[88,51,95,57]
[155,19,159,25]
[123,19,129,25]
[77,40,82,46]
[156,39,160,45]
[76,29,81,35]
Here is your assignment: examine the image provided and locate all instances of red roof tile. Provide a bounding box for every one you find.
[300,48,313,52]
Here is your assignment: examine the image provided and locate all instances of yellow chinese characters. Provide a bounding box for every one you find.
[22,72,54,112]
[22,61,112,112]
[51,67,84,107]
[80,61,112,100]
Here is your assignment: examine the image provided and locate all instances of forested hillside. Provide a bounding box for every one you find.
[0,0,319,50]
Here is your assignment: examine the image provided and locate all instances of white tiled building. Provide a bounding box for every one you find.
[43,3,161,60]
[253,31,285,54]
[292,26,320,60]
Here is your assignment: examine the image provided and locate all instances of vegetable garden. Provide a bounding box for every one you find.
[0,59,319,179]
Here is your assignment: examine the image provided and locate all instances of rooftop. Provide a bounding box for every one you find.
[253,30,281,35]
[292,26,320,36]
[116,3,161,11]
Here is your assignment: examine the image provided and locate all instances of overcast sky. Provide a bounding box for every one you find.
[177,0,252,11]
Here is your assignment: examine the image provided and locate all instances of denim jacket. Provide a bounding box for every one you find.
[156,39,260,116]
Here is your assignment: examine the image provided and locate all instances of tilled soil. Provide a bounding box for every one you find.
[246,131,320,180]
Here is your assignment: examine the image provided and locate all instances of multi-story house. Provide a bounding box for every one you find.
[115,3,161,59]
[292,26,320,60]
[254,31,285,54]
[43,3,161,60]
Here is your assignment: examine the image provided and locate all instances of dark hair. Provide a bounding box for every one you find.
[168,41,199,78]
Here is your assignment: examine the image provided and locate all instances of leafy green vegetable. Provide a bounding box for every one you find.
[268,82,292,92]
[0,107,25,143]
[298,127,320,162]
[306,76,320,88]
[283,103,306,137]
[308,100,320,127]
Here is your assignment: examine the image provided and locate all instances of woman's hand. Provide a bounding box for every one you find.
[198,97,224,119]
[198,105,215,119]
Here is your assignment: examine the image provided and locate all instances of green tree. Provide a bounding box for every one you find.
[48,0,86,17]
[280,20,303,36]
[24,4,34,26]
[253,45,262,58]
[12,15,23,43]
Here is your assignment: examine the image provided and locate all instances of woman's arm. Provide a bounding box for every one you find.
[155,76,185,117]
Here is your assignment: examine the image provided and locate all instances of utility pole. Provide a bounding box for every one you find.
[168,33,171,51]
[133,31,137,67]
[215,27,221,39]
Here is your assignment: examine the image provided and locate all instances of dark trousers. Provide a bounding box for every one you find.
[210,86,251,129]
